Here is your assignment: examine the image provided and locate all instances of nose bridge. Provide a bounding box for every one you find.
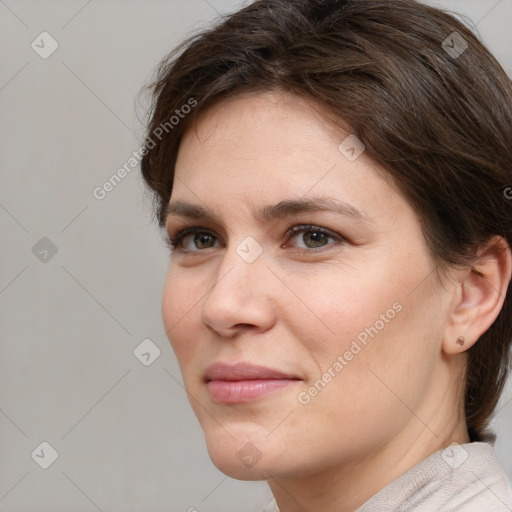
[200,235,273,332]
[210,234,266,297]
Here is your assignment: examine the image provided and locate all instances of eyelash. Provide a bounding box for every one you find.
[165,224,345,255]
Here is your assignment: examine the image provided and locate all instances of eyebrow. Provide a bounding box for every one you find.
[165,197,375,225]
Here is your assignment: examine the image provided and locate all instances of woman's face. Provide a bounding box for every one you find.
[162,91,457,481]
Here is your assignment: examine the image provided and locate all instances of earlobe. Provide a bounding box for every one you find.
[442,236,512,355]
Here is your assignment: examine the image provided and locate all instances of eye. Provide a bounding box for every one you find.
[167,227,221,252]
[166,224,345,254]
[284,224,344,251]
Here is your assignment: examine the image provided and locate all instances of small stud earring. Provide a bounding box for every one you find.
[456,335,465,346]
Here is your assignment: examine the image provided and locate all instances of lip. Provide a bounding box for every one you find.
[204,362,301,404]
[205,361,298,381]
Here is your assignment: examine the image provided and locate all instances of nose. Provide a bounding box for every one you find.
[200,243,276,338]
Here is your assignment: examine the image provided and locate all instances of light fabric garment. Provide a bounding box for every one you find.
[263,441,512,511]
[357,441,512,511]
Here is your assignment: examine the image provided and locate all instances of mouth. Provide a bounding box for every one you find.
[204,361,302,404]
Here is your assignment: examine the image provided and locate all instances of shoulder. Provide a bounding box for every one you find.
[357,442,512,511]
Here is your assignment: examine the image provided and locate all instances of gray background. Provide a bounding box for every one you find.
[0,1,511,511]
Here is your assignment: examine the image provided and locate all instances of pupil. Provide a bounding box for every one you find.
[196,233,213,248]
[306,232,326,247]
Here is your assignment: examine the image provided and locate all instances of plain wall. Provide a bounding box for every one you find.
[1,1,511,511]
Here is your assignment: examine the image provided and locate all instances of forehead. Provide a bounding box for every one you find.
[180,90,344,153]
[176,91,353,186]
[172,90,410,228]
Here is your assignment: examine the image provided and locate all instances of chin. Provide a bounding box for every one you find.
[200,423,281,480]
[205,439,274,480]
[212,456,272,481]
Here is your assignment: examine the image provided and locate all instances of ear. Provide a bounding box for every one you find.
[443,236,512,355]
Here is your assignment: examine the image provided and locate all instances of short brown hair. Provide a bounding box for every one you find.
[140,0,512,443]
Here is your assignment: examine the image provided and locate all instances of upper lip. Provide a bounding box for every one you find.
[204,362,299,382]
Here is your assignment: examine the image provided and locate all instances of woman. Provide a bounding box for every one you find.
[140,0,512,510]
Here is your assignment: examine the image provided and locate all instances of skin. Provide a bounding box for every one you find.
[161,90,511,512]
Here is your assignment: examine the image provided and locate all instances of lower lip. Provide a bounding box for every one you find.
[207,379,298,404]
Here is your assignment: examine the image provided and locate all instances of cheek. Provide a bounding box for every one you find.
[297,263,438,405]
[279,262,401,358]
[285,258,435,395]
[161,267,201,368]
